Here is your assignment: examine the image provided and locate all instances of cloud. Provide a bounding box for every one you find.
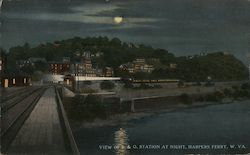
[71,3,121,16]
[3,2,161,30]
[0,0,3,9]
[4,11,159,26]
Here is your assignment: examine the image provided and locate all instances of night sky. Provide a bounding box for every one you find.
[1,0,250,64]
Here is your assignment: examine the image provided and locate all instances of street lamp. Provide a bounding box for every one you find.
[74,63,80,92]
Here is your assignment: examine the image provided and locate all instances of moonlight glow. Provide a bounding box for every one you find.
[114,16,123,24]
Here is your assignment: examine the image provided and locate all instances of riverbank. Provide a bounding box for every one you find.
[63,82,250,130]
[69,98,240,130]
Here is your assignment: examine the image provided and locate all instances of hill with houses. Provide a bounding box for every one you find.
[3,36,249,82]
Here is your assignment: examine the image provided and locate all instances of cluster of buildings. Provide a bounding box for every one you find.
[74,51,104,58]
[12,50,113,77]
[16,57,46,69]
[1,49,180,88]
[119,58,155,74]
[49,52,114,77]
[0,50,114,88]
[119,58,178,74]
[119,58,160,74]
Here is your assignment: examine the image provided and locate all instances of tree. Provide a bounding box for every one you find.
[34,61,49,72]
[111,38,122,46]
[100,81,115,90]
[6,36,249,81]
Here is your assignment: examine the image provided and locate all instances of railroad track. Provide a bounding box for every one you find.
[1,87,42,113]
[1,87,28,103]
[1,86,48,153]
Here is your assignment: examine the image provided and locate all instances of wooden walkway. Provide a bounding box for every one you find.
[7,87,71,155]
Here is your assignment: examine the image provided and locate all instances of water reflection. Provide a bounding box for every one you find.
[114,128,129,155]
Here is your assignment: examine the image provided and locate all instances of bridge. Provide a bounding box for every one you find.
[0,86,80,155]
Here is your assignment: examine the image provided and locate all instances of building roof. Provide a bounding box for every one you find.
[1,69,30,78]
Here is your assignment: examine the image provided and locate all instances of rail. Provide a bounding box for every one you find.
[1,87,41,113]
[1,87,28,103]
[55,86,80,155]
[1,87,47,153]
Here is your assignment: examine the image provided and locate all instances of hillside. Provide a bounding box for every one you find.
[6,36,249,81]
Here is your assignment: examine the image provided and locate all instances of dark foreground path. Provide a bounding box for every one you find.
[7,87,70,155]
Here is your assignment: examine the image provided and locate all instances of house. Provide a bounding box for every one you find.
[74,51,81,57]
[74,54,96,77]
[48,57,72,75]
[120,58,155,74]
[28,57,47,67]
[133,58,146,71]
[16,57,47,69]
[62,57,70,63]
[75,63,96,77]
[119,62,135,74]
[81,56,92,70]
[82,51,91,57]
[84,69,96,77]
[142,64,154,73]
[169,63,177,69]
[49,62,70,75]
[103,67,114,77]
[95,52,104,57]
[1,70,31,88]
[133,58,154,73]
[16,60,32,68]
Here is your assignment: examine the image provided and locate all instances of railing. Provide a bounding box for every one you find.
[55,86,80,155]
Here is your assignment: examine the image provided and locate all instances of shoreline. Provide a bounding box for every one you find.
[69,98,248,131]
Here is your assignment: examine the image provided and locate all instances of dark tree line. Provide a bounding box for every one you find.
[5,36,249,81]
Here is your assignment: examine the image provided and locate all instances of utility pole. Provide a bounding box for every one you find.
[77,64,79,92]
[249,66,250,80]
[74,63,79,92]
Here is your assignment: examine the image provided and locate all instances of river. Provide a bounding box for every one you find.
[74,100,250,155]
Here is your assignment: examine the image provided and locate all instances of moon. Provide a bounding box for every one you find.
[114,16,123,24]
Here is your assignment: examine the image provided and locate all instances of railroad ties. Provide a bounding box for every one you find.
[0,86,79,155]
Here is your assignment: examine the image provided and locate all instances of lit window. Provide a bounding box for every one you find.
[4,79,9,88]
[13,78,16,84]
